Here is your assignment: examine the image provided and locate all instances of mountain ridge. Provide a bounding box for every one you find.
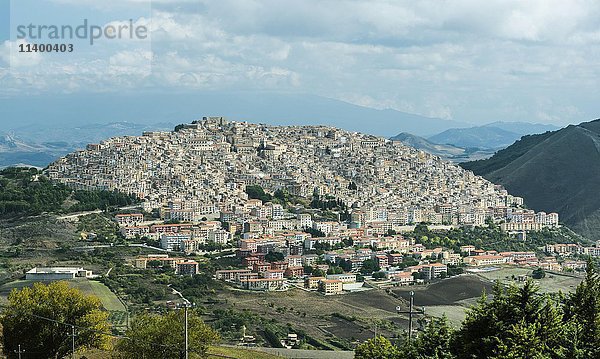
[0,92,471,137]
[427,121,560,150]
[389,132,496,162]
[461,119,600,240]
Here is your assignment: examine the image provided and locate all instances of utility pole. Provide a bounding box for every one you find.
[71,324,76,359]
[184,304,189,359]
[14,344,25,359]
[179,300,192,359]
[396,291,425,342]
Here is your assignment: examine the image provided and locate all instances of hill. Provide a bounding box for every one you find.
[0,92,474,168]
[389,132,495,162]
[0,167,138,217]
[428,126,529,149]
[0,122,176,168]
[47,118,531,231]
[483,121,559,135]
[460,119,600,240]
[428,122,560,150]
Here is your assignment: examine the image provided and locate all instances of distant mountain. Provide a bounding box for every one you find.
[483,121,560,135]
[460,119,600,240]
[428,126,521,150]
[389,132,495,162]
[428,122,560,150]
[0,133,42,152]
[11,121,176,147]
[0,91,475,168]
[0,91,471,137]
[0,122,175,168]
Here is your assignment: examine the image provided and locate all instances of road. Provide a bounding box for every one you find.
[56,204,142,221]
[72,243,171,252]
[56,209,103,221]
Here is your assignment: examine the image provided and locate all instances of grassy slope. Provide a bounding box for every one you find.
[208,346,282,358]
[460,130,557,175]
[72,279,126,312]
[0,279,125,312]
[78,346,282,359]
[460,121,600,240]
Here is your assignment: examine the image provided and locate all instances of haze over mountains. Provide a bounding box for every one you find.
[428,122,559,150]
[0,122,176,168]
[0,92,469,136]
[390,122,560,162]
[389,133,496,162]
[0,91,467,168]
[0,91,562,169]
[461,119,600,240]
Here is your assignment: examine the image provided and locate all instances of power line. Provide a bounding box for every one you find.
[0,303,221,356]
[0,304,181,352]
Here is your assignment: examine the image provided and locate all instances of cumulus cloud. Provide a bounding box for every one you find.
[0,40,43,68]
[1,0,599,125]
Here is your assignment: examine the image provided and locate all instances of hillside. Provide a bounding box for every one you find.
[483,121,559,135]
[389,132,495,162]
[0,122,176,168]
[429,126,528,149]
[47,118,528,229]
[428,122,559,150]
[0,167,138,217]
[460,119,600,240]
[0,92,474,168]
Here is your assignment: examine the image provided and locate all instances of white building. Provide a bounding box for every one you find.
[26,267,93,280]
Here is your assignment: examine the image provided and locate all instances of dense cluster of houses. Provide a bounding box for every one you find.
[49,117,559,234]
[119,200,594,288]
[115,213,231,252]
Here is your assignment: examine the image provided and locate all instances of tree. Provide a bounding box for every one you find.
[372,271,386,280]
[115,309,219,359]
[338,259,353,272]
[532,268,546,279]
[245,185,272,202]
[452,280,569,359]
[563,260,600,358]
[147,260,162,268]
[174,124,185,132]
[327,266,344,275]
[265,251,285,263]
[1,281,110,358]
[411,315,455,359]
[360,259,380,275]
[353,264,600,359]
[312,268,326,277]
[354,335,399,359]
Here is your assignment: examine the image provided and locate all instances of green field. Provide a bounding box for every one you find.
[0,278,128,328]
[71,279,126,311]
[0,278,125,311]
[473,266,583,294]
[208,346,282,359]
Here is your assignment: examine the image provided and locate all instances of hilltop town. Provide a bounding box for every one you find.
[41,116,580,295]
[2,118,597,355]
[48,116,557,233]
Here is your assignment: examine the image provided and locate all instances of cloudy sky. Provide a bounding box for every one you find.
[1,0,599,126]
